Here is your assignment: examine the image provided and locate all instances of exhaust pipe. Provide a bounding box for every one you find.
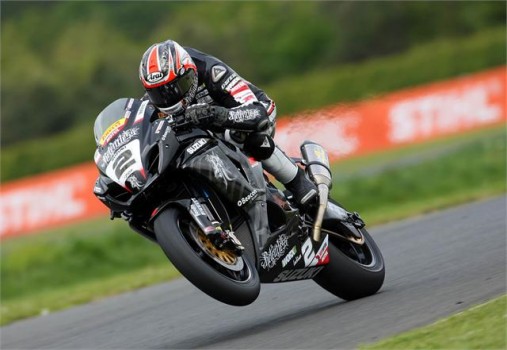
[300,141,332,242]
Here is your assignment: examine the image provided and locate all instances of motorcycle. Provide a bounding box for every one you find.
[93,98,385,306]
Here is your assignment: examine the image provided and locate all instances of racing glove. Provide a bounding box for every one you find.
[185,103,228,127]
[185,103,270,132]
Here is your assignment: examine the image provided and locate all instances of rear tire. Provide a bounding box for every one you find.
[313,224,385,301]
[154,207,260,306]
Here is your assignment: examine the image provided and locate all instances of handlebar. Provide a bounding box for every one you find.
[169,113,193,131]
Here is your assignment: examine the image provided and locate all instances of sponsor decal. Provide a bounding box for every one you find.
[229,81,257,104]
[211,65,227,83]
[237,189,258,207]
[292,254,302,266]
[105,140,143,187]
[101,127,140,164]
[147,71,164,83]
[260,137,271,148]
[228,109,261,123]
[221,74,240,91]
[195,86,214,104]
[187,139,208,155]
[100,118,126,146]
[282,246,297,267]
[126,98,134,110]
[190,198,207,217]
[123,110,132,121]
[313,147,328,165]
[273,266,325,282]
[302,235,329,267]
[134,100,149,124]
[260,234,289,270]
[154,121,164,134]
[315,237,330,265]
[127,175,144,190]
[205,153,234,188]
[161,126,172,141]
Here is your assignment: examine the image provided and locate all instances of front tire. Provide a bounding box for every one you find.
[313,223,385,301]
[154,207,260,306]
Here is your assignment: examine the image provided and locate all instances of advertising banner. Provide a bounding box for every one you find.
[276,66,506,161]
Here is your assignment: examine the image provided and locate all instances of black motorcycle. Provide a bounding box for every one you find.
[93,98,385,306]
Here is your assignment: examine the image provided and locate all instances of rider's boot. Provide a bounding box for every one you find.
[285,167,318,208]
[262,146,318,209]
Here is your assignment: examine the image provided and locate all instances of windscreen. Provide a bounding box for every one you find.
[93,98,131,146]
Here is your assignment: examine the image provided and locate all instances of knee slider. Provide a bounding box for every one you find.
[243,132,275,161]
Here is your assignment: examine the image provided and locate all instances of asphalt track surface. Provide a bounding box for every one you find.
[2,196,506,349]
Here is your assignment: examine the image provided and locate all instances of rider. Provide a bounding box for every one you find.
[139,40,318,208]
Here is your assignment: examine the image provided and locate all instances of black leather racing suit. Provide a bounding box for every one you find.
[185,47,277,141]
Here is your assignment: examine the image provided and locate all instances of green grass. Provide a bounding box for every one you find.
[1,127,505,326]
[1,265,178,326]
[0,219,169,301]
[331,127,507,224]
[360,295,507,350]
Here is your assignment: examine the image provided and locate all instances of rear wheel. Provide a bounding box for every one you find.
[313,218,385,300]
[154,207,260,306]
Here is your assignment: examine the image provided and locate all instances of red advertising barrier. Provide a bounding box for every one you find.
[0,163,107,238]
[276,66,506,161]
[1,67,505,238]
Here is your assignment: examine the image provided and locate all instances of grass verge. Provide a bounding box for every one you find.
[360,294,507,350]
[1,127,505,326]
[330,126,506,224]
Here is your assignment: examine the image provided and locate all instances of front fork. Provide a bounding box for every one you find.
[187,198,244,253]
[150,197,244,252]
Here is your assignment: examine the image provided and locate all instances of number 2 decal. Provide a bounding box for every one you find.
[112,149,136,179]
[105,139,143,187]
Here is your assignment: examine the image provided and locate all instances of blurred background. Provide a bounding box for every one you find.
[1,1,505,328]
[1,1,505,180]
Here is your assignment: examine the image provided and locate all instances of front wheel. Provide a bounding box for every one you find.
[313,223,385,301]
[154,207,260,306]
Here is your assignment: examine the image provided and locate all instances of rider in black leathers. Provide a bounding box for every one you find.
[139,40,318,209]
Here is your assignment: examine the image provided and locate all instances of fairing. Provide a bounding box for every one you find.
[93,98,158,192]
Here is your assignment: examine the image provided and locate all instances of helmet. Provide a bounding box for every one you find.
[139,40,198,115]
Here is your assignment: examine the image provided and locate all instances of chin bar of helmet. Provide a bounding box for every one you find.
[300,141,332,242]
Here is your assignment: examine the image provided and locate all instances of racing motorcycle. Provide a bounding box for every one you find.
[93,98,385,306]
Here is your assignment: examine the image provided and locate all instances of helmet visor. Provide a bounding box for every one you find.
[146,69,196,110]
